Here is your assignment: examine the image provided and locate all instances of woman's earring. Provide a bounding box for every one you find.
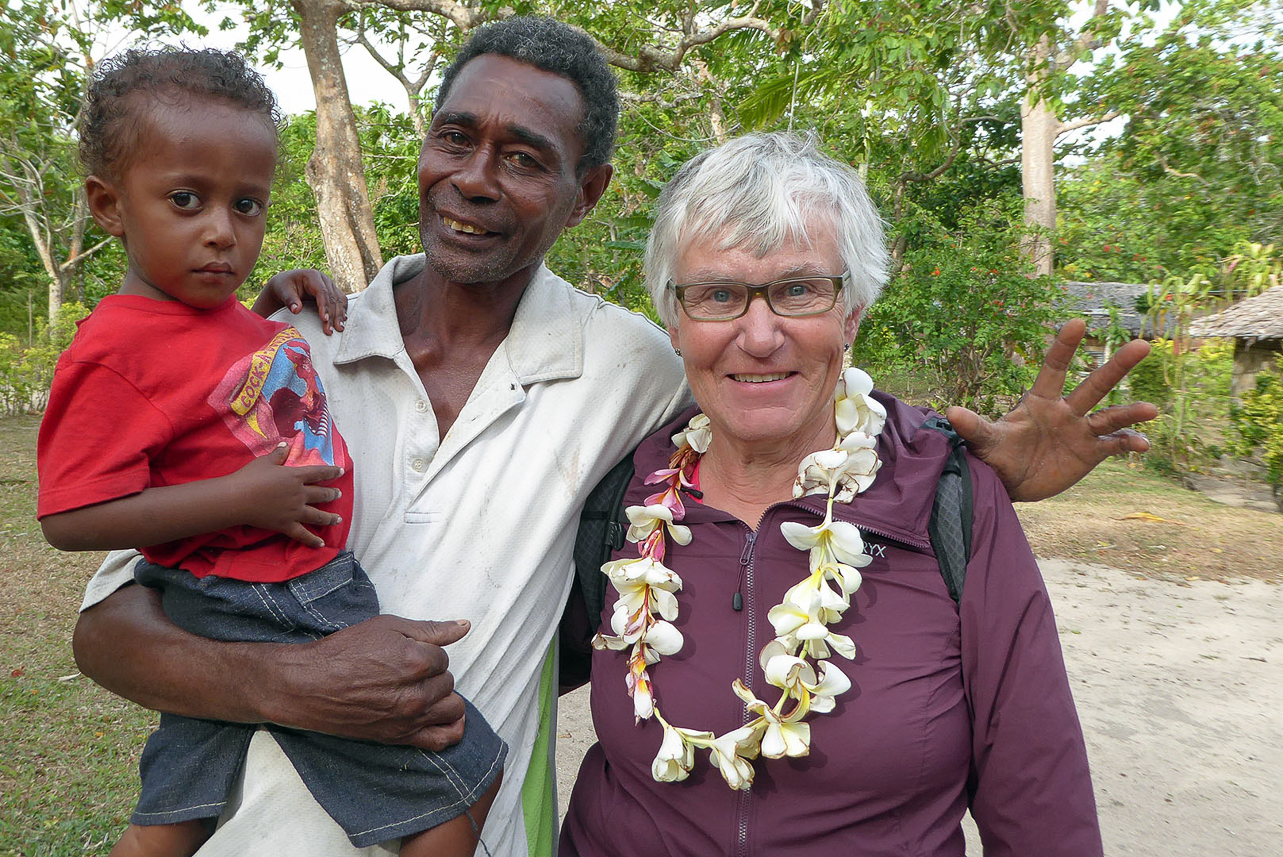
[843,342,851,351]
[674,347,682,356]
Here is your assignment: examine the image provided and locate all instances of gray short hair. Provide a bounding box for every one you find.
[645,131,890,327]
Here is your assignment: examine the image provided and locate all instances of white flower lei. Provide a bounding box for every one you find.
[592,367,888,790]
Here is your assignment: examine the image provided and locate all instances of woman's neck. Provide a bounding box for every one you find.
[697,421,837,529]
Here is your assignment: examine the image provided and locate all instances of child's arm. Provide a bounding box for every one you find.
[253,269,348,335]
[41,443,343,551]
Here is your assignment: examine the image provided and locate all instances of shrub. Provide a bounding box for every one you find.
[1138,338,1236,478]
[0,301,87,416]
[1230,357,1283,509]
[859,200,1065,416]
[1127,339,1173,409]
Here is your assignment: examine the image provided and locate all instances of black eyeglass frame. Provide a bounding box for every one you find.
[667,272,848,321]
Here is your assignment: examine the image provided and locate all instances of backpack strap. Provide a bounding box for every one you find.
[921,416,974,604]
[572,451,636,622]
[559,450,636,689]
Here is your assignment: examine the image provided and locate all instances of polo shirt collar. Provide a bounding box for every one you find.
[332,254,584,385]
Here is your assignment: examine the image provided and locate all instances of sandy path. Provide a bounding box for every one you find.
[553,559,1283,856]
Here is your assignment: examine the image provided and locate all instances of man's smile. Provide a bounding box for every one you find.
[442,215,494,236]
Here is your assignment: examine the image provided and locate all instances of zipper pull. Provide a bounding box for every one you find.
[735,531,755,611]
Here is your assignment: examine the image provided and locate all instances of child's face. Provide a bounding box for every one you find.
[85,97,277,309]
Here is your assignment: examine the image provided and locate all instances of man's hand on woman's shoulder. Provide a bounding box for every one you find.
[948,318,1157,503]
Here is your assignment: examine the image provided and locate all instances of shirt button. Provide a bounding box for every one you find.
[411,458,426,472]
[415,400,429,413]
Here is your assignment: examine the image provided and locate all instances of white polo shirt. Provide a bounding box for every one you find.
[82,255,690,856]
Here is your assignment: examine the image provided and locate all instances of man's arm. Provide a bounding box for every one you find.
[73,582,470,750]
[42,445,342,551]
[950,318,1157,502]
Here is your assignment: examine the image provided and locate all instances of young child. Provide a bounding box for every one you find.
[36,48,505,857]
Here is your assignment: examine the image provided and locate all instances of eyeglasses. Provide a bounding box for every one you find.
[669,273,846,321]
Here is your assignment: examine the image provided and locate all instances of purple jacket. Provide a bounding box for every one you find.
[560,394,1102,857]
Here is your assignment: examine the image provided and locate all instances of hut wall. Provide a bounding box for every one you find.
[1232,340,1283,399]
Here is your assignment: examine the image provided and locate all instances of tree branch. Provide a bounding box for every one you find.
[60,235,113,273]
[1056,109,1120,135]
[1156,152,1211,186]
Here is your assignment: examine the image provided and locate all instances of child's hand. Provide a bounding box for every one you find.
[254,269,348,335]
[229,443,345,547]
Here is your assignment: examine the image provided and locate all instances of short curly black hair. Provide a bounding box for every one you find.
[79,47,279,179]
[435,17,619,173]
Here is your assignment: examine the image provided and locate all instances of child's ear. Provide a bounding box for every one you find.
[85,176,126,238]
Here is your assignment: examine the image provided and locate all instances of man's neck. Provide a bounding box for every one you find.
[392,260,540,439]
[394,262,539,346]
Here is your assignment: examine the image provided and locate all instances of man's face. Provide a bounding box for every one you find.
[417,54,610,286]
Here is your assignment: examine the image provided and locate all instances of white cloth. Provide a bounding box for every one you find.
[82,255,690,856]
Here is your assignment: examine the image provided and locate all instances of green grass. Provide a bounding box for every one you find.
[0,416,154,856]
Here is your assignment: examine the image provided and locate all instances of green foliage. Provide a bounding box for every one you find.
[1230,356,1283,508]
[857,199,1065,416]
[1060,2,1283,284]
[0,301,88,416]
[1136,338,1235,477]
[1127,338,1173,409]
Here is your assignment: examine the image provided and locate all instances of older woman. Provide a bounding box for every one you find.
[560,132,1102,856]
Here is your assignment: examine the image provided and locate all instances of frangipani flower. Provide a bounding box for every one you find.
[644,619,684,657]
[707,723,763,790]
[672,413,712,453]
[651,719,713,782]
[834,367,887,436]
[761,645,811,694]
[759,708,811,759]
[802,661,851,714]
[592,556,686,654]
[731,676,812,760]
[780,519,873,569]
[801,627,857,661]
[625,504,692,546]
[629,667,655,720]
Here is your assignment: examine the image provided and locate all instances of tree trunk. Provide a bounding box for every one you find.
[1021,38,1059,278]
[295,0,385,293]
[16,181,64,319]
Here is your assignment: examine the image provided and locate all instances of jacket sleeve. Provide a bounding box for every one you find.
[960,455,1103,857]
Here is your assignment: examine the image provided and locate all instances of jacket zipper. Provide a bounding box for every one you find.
[736,525,757,857]
[729,506,927,857]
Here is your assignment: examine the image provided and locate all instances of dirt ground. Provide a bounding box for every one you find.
[554,464,1283,856]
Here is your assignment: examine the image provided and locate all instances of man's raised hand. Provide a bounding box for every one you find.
[948,318,1158,502]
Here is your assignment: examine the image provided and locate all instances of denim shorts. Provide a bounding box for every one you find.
[131,553,507,847]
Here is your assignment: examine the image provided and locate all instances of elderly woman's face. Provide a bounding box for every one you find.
[669,224,860,456]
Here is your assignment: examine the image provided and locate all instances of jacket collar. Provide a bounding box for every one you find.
[635,394,952,548]
[333,254,584,385]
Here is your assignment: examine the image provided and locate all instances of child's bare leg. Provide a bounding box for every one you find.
[108,820,210,857]
[399,771,503,857]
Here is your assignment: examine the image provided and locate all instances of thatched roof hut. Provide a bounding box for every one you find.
[1189,286,1283,397]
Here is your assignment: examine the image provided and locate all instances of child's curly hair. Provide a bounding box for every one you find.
[80,47,280,179]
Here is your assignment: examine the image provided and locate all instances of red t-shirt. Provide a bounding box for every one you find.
[37,294,353,582]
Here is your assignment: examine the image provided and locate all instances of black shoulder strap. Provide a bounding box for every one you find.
[921,416,974,604]
[570,450,636,629]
